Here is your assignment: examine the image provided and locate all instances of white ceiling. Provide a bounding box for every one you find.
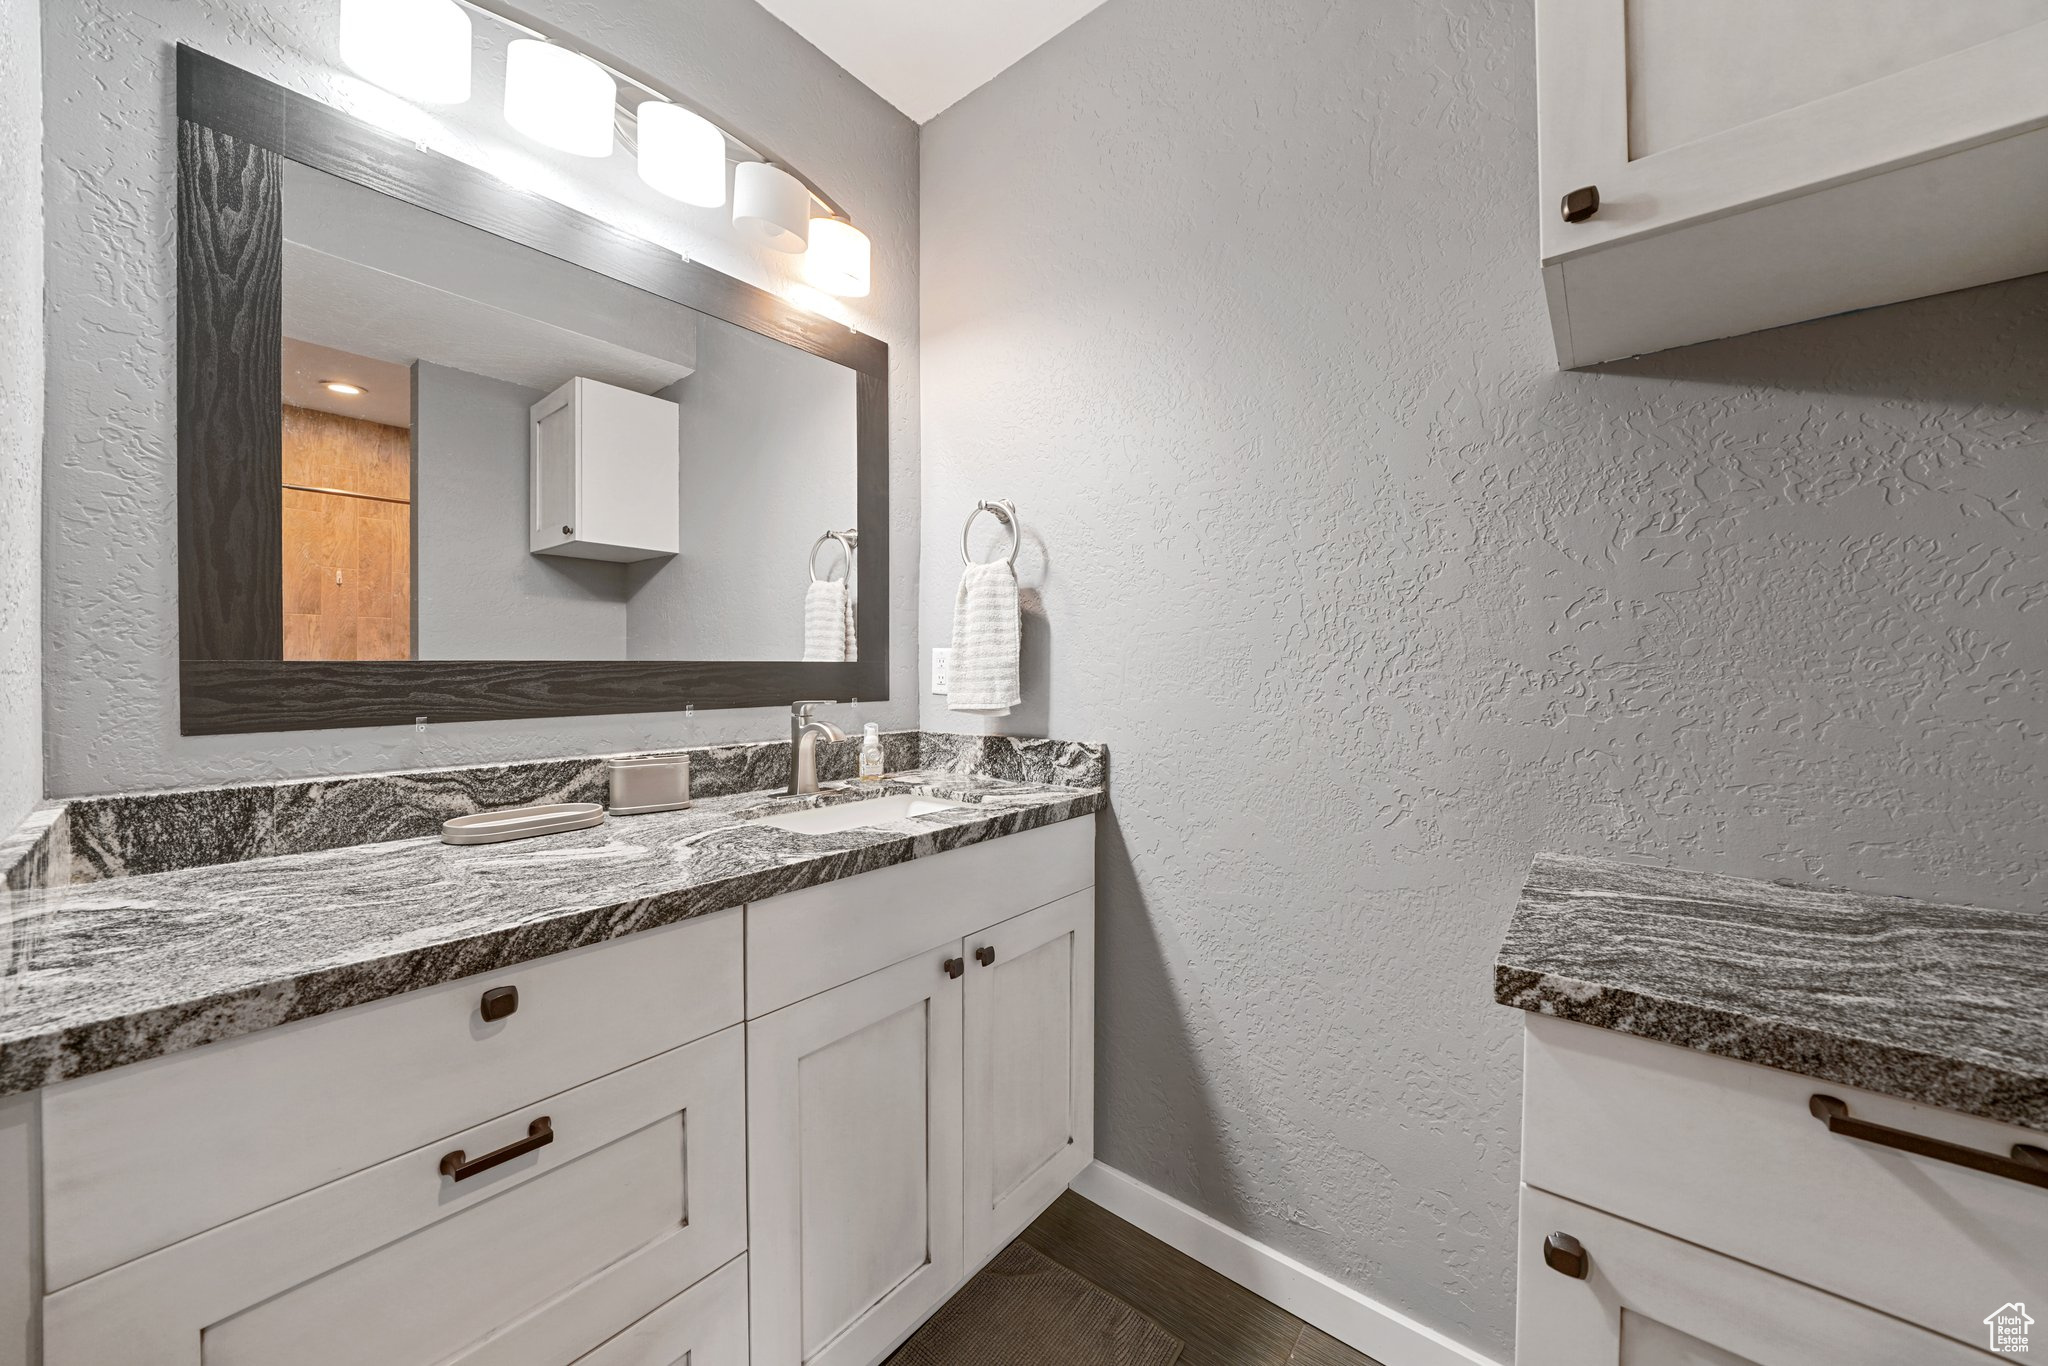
[754,0,1114,123]
[282,339,413,428]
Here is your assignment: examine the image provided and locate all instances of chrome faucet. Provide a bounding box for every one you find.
[788,701,847,795]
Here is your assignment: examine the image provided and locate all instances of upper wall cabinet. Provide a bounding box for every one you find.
[1536,1,2048,367]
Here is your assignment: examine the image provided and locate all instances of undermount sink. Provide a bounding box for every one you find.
[749,794,969,836]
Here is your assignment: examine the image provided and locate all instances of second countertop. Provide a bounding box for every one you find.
[1496,852,2048,1131]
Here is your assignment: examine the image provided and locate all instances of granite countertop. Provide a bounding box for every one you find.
[1497,852,2048,1131]
[0,769,1101,1097]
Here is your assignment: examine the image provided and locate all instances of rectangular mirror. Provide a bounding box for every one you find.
[278,161,859,664]
[175,47,887,733]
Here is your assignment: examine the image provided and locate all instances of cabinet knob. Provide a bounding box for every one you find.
[479,985,519,1022]
[1543,1231,1589,1279]
[561,525,574,536]
[943,957,965,979]
[1560,185,1600,223]
[974,946,996,967]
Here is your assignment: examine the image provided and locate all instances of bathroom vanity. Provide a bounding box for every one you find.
[0,44,1107,1364]
[0,735,1106,1366]
[1498,854,2048,1364]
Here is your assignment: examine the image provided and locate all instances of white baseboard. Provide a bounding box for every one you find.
[1069,1163,1504,1366]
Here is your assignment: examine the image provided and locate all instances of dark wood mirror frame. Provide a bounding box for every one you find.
[175,46,888,735]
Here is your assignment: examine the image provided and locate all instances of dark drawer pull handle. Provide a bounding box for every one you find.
[943,957,965,979]
[479,985,519,1022]
[974,946,996,967]
[440,1116,553,1182]
[1810,1096,2048,1190]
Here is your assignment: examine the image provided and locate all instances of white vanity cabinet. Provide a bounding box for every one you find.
[1515,1015,2048,1363]
[9,813,1099,1366]
[39,910,749,1366]
[1535,1,2048,366]
[745,819,1098,1366]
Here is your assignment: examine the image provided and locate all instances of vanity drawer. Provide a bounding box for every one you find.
[42,909,742,1289]
[1518,1186,1989,1365]
[43,1026,747,1366]
[747,815,1095,1016]
[568,1253,748,1366]
[1522,1014,2048,1346]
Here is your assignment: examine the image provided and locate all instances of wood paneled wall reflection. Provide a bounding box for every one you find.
[280,404,413,661]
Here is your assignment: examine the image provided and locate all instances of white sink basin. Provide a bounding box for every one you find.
[749,794,969,836]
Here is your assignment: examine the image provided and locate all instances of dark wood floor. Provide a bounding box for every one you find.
[899,1191,1385,1366]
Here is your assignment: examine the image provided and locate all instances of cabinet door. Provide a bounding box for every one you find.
[1517,1187,1991,1365]
[529,383,578,554]
[749,945,965,1366]
[1540,0,2048,259]
[1537,0,2048,260]
[963,889,1095,1265]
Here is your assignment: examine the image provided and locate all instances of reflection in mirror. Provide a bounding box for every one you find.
[277,161,858,664]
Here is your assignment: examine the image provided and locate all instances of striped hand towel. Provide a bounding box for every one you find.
[803,579,855,662]
[947,559,1020,715]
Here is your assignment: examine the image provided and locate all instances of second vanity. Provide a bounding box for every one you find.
[1498,854,2048,1365]
[0,732,1106,1366]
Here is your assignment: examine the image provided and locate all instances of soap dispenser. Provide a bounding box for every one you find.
[858,723,885,782]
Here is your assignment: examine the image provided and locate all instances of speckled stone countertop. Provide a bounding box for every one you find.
[1497,852,2048,1131]
[0,744,1103,1098]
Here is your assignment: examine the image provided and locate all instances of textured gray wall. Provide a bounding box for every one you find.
[1,0,42,830]
[630,317,858,660]
[41,0,919,795]
[412,362,630,661]
[919,0,2048,1356]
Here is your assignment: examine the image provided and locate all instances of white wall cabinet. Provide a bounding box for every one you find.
[530,376,680,562]
[1536,0,2048,366]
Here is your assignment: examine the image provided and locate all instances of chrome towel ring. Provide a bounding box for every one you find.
[961,499,1020,568]
[809,528,858,584]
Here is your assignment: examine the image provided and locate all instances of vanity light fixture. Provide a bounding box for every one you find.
[339,0,472,104]
[503,39,616,157]
[733,161,812,253]
[338,3,877,281]
[803,216,872,298]
[636,101,727,208]
[321,381,368,397]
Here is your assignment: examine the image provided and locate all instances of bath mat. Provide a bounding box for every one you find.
[889,1241,1183,1366]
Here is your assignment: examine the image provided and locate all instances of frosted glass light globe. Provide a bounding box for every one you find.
[504,39,616,158]
[340,0,471,105]
[804,217,872,297]
[732,161,812,254]
[637,101,727,208]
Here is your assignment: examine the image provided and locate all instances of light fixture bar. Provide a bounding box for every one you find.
[451,0,848,220]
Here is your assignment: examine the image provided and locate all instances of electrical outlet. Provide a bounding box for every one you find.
[931,648,950,695]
